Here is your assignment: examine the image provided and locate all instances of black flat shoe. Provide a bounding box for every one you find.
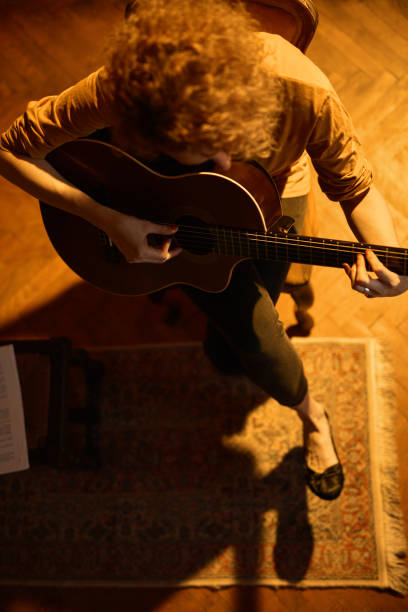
[304,412,344,501]
[305,462,344,500]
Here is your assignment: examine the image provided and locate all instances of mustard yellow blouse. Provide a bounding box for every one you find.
[0,33,373,201]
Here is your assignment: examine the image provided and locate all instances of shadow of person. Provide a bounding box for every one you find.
[0,344,315,612]
[268,447,314,581]
[230,446,313,612]
[79,350,315,586]
[227,446,313,586]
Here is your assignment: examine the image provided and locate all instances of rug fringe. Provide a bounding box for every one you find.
[372,339,408,596]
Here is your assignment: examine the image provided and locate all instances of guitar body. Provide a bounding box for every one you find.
[40,139,282,295]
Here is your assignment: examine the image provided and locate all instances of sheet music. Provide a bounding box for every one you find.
[0,345,29,475]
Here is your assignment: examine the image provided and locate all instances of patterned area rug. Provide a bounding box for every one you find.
[0,338,407,594]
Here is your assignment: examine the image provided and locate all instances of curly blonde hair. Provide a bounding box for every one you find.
[105,0,279,159]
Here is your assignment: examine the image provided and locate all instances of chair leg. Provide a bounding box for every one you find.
[83,356,104,469]
[46,337,72,466]
[69,349,104,469]
[284,282,315,338]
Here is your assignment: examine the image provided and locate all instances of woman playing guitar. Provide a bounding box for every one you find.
[0,0,407,500]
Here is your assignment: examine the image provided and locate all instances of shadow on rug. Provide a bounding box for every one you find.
[0,338,406,594]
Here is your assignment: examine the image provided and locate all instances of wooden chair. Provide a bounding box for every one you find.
[0,337,104,468]
[244,0,319,336]
[245,0,318,51]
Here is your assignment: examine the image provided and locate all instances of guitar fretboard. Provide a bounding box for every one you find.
[176,224,408,275]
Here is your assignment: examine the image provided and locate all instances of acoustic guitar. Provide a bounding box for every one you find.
[40,139,408,295]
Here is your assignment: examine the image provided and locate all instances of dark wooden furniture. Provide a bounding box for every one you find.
[0,337,104,468]
[245,0,318,51]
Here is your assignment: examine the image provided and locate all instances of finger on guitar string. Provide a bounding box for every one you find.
[343,256,377,296]
[147,221,179,236]
[343,249,405,297]
[348,253,383,295]
[144,238,182,263]
[106,213,183,263]
[144,223,183,263]
[342,261,355,283]
[355,249,405,297]
[365,249,400,288]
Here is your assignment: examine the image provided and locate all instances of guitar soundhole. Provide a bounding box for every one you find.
[175,215,215,256]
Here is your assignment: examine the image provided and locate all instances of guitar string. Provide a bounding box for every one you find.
[102,225,407,263]
[168,239,406,270]
[174,230,406,254]
[172,223,407,252]
[171,241,407,266]
[175,237,407,258]
[170,225,408,260]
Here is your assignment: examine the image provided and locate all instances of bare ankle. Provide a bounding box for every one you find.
[293,392,324,424]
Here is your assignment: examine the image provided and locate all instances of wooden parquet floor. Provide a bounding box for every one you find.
[0,0,408,610]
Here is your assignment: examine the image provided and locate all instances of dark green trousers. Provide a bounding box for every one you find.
[184,195,309,407]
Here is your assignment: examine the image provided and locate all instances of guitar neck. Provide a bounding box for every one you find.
[236,232,408,274]
[180,225,408,275]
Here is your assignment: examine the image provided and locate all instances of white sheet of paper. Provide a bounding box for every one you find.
[0,344,29,475]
